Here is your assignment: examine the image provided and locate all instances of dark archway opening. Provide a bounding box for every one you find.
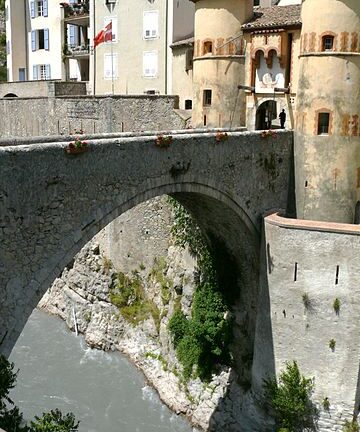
[3,93,18,98]
[256,100,277,130]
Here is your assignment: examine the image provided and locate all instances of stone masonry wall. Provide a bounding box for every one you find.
[0,95,183,138]
[0,81,88,98]
[265,213,360,431]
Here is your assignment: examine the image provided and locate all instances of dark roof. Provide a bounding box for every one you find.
[242,5,302,31]
[171,36,194,49]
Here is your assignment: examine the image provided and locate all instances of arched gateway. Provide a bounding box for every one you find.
[0,130,293,385]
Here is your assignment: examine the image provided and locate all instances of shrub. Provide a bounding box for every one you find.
[329,339,336,351]
[149,257,172,305]
[333,298,341,315]
[343,420,360,432]
[168,310,189,347]
[110,271,159,328]
[264,361,317,431]
[102,255,113,273]
[322,397,330,411]
[302,293,311,309]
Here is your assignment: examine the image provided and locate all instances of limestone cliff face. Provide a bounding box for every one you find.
[39,196,269,431]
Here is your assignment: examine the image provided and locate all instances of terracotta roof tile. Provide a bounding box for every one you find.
[242,5,302,30]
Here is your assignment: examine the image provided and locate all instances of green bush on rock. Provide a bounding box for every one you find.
[110,270,160,330]
[167,198,232,381]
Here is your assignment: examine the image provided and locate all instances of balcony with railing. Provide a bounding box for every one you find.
[63,43,90,59]
[60,1,89,26]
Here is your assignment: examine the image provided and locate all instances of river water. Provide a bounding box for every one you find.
[9,309,194,432]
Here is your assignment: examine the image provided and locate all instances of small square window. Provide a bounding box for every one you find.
[318,113,330,135]
[203,89,212,106]
[203,41,213,55]
[322,36,334,51]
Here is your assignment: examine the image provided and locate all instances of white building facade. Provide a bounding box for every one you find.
[6,0,194,99]
[6,0,65,82]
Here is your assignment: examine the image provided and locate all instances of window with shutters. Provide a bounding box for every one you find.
[39,64,47,79]
[143,51,157,77]
[31,29,49,51]
[104,53,118,79]
[68,25,78,48]
[143,11,158,39]
[104,17,117,42]
[30,0,48,18]
[32,64,51,80]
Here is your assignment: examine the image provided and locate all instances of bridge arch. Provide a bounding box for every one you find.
[0,130,292,378]
[3,181,259,377]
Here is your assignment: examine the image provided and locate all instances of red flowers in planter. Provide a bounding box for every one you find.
[155,135,173,148]
[215,131,228,143]
[261,130,277,139]
[65,138,88,154]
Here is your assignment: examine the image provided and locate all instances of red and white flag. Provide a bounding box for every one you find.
[93,21,112,48]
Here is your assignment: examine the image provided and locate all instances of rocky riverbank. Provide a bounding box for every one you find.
[39,197,270,431]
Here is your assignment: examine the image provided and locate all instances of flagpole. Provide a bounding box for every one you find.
[111,28,114,95]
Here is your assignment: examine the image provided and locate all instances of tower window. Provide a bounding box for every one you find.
[318,112,330,135]
[185,48,193,71]
[203,89,212,106]
[185,99,192,110]
[322,36,334,51]
[203,41,213,55]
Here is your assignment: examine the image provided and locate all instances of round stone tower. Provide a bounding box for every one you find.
[295,0,360,223]
[190,0,253,129]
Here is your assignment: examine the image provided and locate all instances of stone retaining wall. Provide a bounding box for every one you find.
[264,212,360,431]
[0,94,183,137]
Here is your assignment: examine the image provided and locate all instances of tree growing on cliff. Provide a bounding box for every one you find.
[264,361,318,432]
[0,355,79,432]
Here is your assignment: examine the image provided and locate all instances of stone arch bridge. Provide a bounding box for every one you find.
[0,129,293,390]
